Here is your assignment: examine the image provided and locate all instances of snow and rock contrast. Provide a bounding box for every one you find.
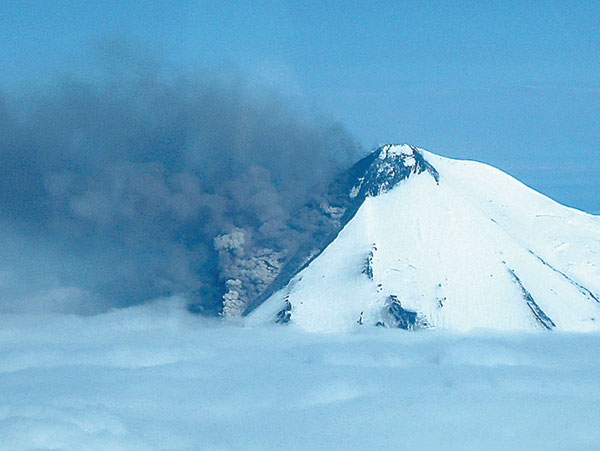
[248,144,600,332]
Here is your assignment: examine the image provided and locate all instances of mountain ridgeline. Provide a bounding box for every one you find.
[242,144,437,315]
[246,144,600,332]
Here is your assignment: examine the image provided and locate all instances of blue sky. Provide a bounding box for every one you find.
[1,0,599,212]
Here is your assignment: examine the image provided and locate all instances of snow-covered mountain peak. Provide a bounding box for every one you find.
[248,145,600,333]
[350,144,439,199]
[378,143,414,158]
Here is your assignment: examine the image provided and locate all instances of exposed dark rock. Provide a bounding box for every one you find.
[275,297,292,324]
[244,145,440,315]
[362,244,377,280]
[528,249,599,304]
[388,298,418,330]
[506,266,556,330]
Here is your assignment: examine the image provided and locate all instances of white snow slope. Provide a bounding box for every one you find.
[249,145,600,332]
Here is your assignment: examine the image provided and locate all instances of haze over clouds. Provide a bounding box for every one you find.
[0,43,360,315]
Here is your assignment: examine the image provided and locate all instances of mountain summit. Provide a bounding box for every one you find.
[345,144,439,198]
[247,145,600,332]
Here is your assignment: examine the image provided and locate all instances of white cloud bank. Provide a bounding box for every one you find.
[0,299,599,450]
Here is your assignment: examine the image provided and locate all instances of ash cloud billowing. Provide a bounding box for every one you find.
[0,48,360,315]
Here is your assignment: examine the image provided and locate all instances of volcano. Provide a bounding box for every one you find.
[246,145,600,332]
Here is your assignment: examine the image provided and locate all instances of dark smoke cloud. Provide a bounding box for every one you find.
[0,46,361,315]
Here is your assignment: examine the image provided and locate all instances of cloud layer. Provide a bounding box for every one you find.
[1,302,599,449]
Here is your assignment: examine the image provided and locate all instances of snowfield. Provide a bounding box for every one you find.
[1,299,600,450]
[250,145,600,332]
